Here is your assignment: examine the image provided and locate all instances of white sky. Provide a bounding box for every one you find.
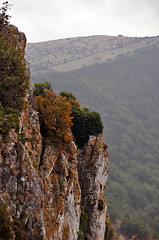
[6,0,159,43]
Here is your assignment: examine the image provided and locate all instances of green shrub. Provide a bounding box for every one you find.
[0,104,20,135]
[33,81,52,97]
[0,201,13,240]
[59,91,103,148]
[59,91,80,108]
[0,34,29,136]
[78,206,88,240]
[71,106,103,148]
[35,88,103,148]
[59,91,76,100]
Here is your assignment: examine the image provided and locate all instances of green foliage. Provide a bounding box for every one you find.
[0,104,20,135]
[33,81,52,97]
[35,86,102,151]
[0,201,13,239]
[78,206,88,240]
[0,201,29,240]
[120,216,148,239]
[71,106,103,148]
[0,1,11,25]
[59,91,103,148]
[59,91,80,108]
[59,91,76,100]
[106,162,159,238]
[82,107,89,112]
[0,35,29,136]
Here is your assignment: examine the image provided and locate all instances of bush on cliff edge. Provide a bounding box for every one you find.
[0,34,29,136]
[35,90,73,149]
[35,86,103,149]
[59,91,104,148]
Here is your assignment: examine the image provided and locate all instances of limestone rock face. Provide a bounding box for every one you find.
[0,101,81,239]
[0,102,81,239]
[40,141,81,240]
[78,135,109,240]
[0,128,45,239]
[0,25,26,56]
[0,25,109,239]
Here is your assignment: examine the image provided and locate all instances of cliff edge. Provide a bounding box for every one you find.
[0,25,109,240]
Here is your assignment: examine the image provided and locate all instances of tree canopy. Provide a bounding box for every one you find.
[71,106,103,148]
[0,1,11,26]
[33,81,52,97]
[59,91,103,148]
[35,87,103,149]
[35,90,73,149]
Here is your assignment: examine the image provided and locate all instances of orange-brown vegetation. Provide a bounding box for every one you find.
[35,90,73,149]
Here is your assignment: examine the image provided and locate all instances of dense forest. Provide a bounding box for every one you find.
[28,45,159,238]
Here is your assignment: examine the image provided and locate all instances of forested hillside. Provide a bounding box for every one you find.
[26,42,159,238]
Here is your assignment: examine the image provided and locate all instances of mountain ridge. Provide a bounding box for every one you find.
[26,34,159,72]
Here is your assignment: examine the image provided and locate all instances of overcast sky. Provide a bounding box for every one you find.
[7,0,159,43]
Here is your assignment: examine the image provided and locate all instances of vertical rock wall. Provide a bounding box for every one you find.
[78,135,109,240]
[0,130,45,239]
[0,100,81,239]
[39,141,81,240]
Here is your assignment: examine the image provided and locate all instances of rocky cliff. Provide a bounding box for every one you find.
[78,136,109,239]
[0,25,109,240]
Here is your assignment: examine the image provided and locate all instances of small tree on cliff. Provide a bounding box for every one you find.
[34,81,53,97]
[59,91,80,108]
[60,91,104,148]
[71,106,103,148]
[35,90,73,148]
[0,1,12,25]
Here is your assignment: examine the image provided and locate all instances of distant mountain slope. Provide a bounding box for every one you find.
[26,35,159,72]
[26,37,159,238]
